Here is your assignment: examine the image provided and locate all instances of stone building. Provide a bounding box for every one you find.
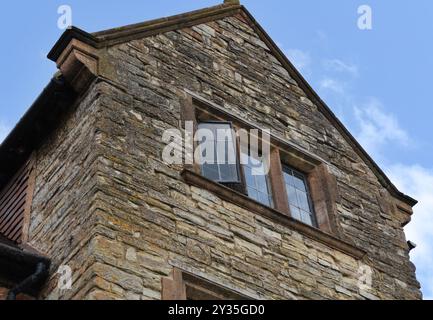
[0,1,422,300]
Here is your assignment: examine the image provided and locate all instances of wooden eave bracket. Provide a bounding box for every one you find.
[396,199,415,227]
[54,38,99,93]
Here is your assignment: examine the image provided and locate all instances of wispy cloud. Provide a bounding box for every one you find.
[323,59,359,77]
[353,101,432,299]
[0,122,11,144]
[319,78,346,95]
[354,98,410,156]
[315,58,358,119]
[285,48,311,73]
[386,164,433,300]
[316,30,328,43]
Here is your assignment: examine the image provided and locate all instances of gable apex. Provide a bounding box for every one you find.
[44,3,418,207]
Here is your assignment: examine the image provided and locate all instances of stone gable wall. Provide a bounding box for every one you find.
[27,14,421,300]
[85,15,420,299]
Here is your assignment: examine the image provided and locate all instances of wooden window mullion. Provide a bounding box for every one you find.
[308,164,339,235]
[235,132,248,195]
[268,148,290,216]
[162,269,187,300]
[180,95,201,174]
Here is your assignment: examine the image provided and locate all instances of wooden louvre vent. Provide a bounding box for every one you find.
[0,160,35,244]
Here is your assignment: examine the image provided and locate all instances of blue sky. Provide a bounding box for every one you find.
[0,0,431,299]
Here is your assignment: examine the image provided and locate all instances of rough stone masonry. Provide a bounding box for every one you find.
[1,3,421,300]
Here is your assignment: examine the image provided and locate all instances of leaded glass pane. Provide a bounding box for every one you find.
[283,166,316,227]
[198,122,239,183]
[243,152,273,207]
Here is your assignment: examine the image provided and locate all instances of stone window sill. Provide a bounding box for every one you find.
[181,169,366,260]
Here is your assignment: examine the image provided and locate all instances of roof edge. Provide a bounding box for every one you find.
[93,3,241,41]
[47,3,241,62]
[47,26,98,62]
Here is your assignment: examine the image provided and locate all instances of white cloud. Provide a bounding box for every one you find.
[354,98,410,155]
[386,164,433,300]
[285,49,311,72]
[324,59,359,77]
[0,122,11,144]
[353,99,432,299]
[319,78,346,95]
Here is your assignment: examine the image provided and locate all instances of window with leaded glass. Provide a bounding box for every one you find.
[241,152,273,207]
[283,166,316,226]
[197,122,239,183]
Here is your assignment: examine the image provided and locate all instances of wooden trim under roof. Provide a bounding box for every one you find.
[4,2,416,208]
[0,158,36,244]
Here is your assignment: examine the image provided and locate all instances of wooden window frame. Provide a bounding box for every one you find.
[162,268,252,300]
[191,100,276,208]
[273,148,340,234]
[281,165,318,227]
[242,149,274,208]
[179,92,365,260]
[197,121,242,185]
